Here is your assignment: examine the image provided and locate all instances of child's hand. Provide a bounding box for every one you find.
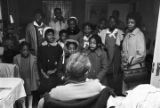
[47,69,57,75]
[41,69,49,79]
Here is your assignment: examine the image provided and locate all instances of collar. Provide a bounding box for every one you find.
[83,34,92,41]
[42,41,57,46]
[53,16,65,23]
[106,28,118,39]
[33,21,44,27]
[127,28,140,37]
[87,48,102,57]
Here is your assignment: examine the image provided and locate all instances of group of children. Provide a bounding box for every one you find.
[0,9,147,108]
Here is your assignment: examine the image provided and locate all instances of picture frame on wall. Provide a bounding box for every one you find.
[85,1,108,24]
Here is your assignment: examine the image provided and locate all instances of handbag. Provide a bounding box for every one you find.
[123,63,147,82]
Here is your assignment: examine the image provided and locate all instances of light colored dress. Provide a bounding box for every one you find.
[121,28,146,94]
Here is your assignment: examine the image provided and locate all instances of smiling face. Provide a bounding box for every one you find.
[21,45,30,58]
[84,25,92,36]
[68,43,77,54]
[46,32,56,43]
[89,38,97,51]
[68,19,77,31]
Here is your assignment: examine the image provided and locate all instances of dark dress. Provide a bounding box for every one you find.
[38,43,63,94]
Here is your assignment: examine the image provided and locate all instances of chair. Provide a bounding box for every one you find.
[0,63,19,77]
[43,88,112,108]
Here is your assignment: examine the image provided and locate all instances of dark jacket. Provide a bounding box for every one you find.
[38,44,63,73]
[43,88,112,108]
[86,48,109,81]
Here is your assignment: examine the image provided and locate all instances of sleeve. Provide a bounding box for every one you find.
[105,36,114,64]
[33,56,40,81]
[13,56,20,77]
[130,32,146,65]
[25,25,31,43]
[97,50,109,80]
[121,36,128,65]
[37,47,45,72]
[57,46,64,74]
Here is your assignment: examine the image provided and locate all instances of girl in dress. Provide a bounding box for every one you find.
[38,27,63,95]
[80,22,94,50]
[14,41,39,108]
[67,17,83,42]
[86,34,109,85]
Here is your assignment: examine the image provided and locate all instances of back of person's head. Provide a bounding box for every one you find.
[66,52,91,80]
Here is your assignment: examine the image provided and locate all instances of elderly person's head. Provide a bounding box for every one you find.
[66,52,91,81]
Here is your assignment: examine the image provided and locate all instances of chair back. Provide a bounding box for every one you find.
[43,88,111,108]
[0,63,19,77]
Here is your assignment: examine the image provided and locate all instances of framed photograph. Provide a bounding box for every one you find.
[85,1,108,24]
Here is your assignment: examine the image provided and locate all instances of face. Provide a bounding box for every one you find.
[68,43,77,54]
[127,18,136,31]
[54,9,62,19]
[84,25,92,35]
[35,13,42,24]
[46,32,56,43]
[89,38,97,51]
[21,45,30,57]
[68,20,76,30]
[99,20,106,30]
[109,18,116,29]
[60,33,67,42]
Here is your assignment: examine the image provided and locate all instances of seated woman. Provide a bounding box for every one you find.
[38,52,106,108]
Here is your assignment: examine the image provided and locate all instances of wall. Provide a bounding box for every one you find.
[72,0,85,26]
[136,0,160,41]
[108,3,129,23]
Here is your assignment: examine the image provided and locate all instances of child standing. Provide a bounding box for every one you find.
[38,27,63,95]
[86,34,109,85]
[57,29,68,49]
[60,39,79,80]
[14,41,39,108]
[80,22,94,50]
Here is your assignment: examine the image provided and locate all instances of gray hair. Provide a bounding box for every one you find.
[66,52,91,78]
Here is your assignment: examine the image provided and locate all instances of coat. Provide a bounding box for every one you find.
[43,88,111,108]
[25,22,45,55]
[86,48,109,81]
[13,54,39,91]
[122,28,146,69]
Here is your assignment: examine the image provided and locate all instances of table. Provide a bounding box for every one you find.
[0,78,26,108]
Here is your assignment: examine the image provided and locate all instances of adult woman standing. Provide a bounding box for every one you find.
[67,17,83,42]
[121,12,146,94]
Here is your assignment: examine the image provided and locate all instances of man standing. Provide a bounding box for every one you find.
[26,9,46,56]
[49,8,68,41]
